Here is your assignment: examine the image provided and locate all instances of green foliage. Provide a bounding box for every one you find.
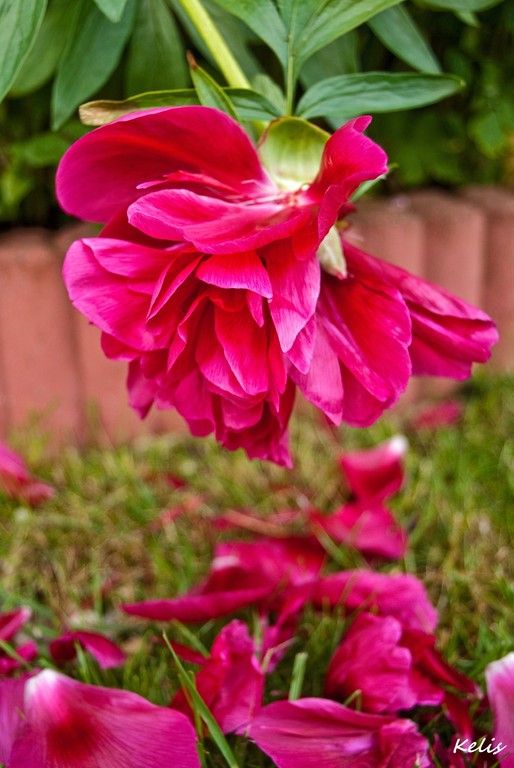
[0,0,511,225]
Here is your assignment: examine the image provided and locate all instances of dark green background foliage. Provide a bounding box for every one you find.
[0,0,511,226]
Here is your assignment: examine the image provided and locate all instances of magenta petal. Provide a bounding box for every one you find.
[485,654,514,767]
[197,252,273,298]
[9,670,200,768]
[247,698,430,768]
[122,588,272,623]
[50,631,126,669]
[56,105,272,222]
[0,606,32,643]
[311,501,407,560]
[0,676,26,763]
[340,435,408,501]
[266,243,320,353]
[214,307,269,395]
[128,189,308,254]
[313,570,438,633]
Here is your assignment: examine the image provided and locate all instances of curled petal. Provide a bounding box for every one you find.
[339,435,408,501]
[50,631,125,669]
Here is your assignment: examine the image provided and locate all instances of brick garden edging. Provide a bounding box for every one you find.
[1,187,512,444]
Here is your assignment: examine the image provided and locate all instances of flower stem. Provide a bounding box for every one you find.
[177,0,251,90]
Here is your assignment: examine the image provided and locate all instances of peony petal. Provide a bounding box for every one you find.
[485,653,514,767]
[50,631,126,669]
[56,105,272,222]
[0,606,32,643]
[266,242,320,353]
[247,698,430,768]
[122,588,272,623]
[313,570,438,633]
[197,251,273,298]
[8,670,200,768]
[128,189,309,254]
[214,306,270,395]
[0,676,26,763]
[310,501,407,560]
[339,435,408,501]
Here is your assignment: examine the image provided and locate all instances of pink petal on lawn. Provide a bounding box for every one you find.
[247,698,430,768]
[8,669,200,768]
[56,105,272,222]
[128,189,309,254]
[310,501,407,560]
[0,444,54,507]
[172,620,264,734]
[50,631,125,669]
[485,653,514,767]
[412,400,463,430]
[0,606,32,643]
[266,242,320,353]
[122,587,272,623]
[340,435,408,501]
[0,640,38,675]
[0,676,26,763]
[313,570,438,633]
[196,251,272,298]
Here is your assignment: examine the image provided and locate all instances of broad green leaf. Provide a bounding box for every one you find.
[281,0,405,70]
[189,60,239,119]
[368,6,441,74]
[300,33,360,90]
[52,0,137,128]
[418,0,503,9]
[296,72,465,120]
[80,88,280,125]
[10,133,71,167]
[208,0,287,64]
[125,0,188,95]
[0,0,47,102]
[10,0,68,96]
[93,0,129,22]
[252,74,286,114]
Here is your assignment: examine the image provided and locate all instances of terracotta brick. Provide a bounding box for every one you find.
[0,229,82,441]
[461,186,514,371]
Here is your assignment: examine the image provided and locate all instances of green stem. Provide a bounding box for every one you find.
[285,51,296,115]
[177,0,251,90]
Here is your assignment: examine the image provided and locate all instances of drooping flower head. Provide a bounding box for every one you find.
[57,106,497,464]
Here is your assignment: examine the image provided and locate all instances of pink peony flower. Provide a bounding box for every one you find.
[123,536,324,623]
[2,669,200,768]
[485,653,514,767]
[50,630,126,669]
[171,619,264,733]
[246,697,431,768]
[325,612,477,715]
[57,106,497,464]
[0,442,55,506]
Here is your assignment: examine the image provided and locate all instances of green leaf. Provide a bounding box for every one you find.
[10,0,68,96]
[125,0,188,95]
[418,0,504,10]
[189,59,239,120]
[252,74,286,114]
[10,132,71,167]
[468,110,506,157]
[281,0,405,71]
[80,88,280,125]
[208,0,287,64]
[52,0,137,129]
[368,6,441,74]
[93,0,129,22]
[296,72,465,119]
[0,0,47,102]
[300,33,360,90]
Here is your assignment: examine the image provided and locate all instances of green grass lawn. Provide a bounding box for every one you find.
[1,373,513,760]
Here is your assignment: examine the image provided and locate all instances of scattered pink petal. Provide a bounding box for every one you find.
[485,653,514,767]
[172,620,264,733]
[246,697,431,768]
[310,500,407,560]
[0,607,32,643]
[0,442,55,506]
[313,570,438,633]
[6,669,200,768]
[339,435,408,501]
[412,400,463,430]
[50,630,126,669]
